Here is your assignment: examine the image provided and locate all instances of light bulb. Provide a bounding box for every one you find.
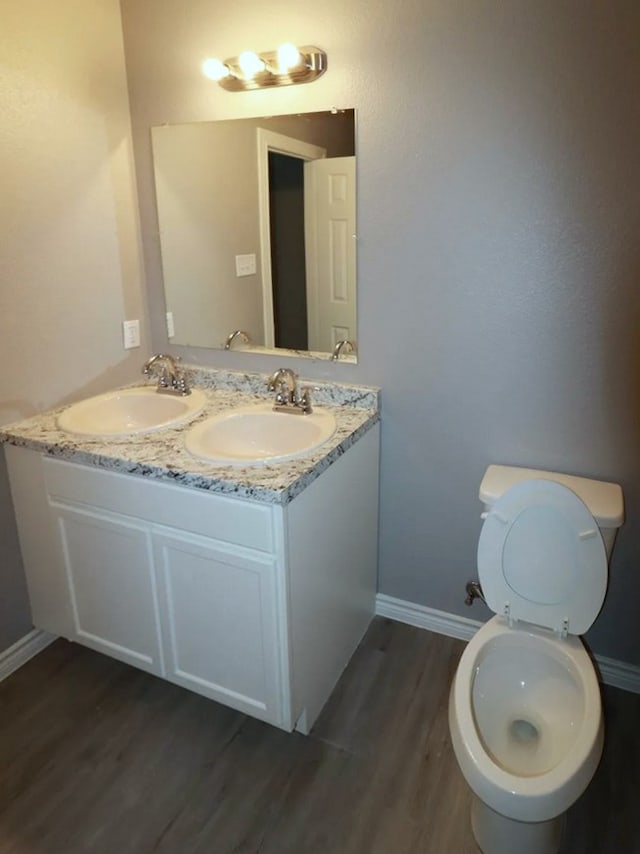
[238,51,265,78]
[276,43,302,73]
[202,58,230,81]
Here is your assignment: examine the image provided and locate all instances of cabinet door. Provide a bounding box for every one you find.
[154,528,285,727]
[50,501,165,676]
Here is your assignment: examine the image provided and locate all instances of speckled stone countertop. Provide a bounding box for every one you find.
[0,367,380,505]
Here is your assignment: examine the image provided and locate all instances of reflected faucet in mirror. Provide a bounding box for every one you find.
[224,330,251,350]
[332,339,356,361]
[151,110,356,360]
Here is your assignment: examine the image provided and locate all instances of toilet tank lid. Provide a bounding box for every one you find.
[479,464,624,528]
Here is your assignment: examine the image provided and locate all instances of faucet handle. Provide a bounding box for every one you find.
[299,386,313,414]
[172,370,190,395]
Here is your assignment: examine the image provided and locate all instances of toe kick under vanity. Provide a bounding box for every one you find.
[1,368,380,734]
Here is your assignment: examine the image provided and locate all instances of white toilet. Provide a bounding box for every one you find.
[449,464,624,854]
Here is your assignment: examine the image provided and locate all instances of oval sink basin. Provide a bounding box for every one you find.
[185,403,337,465]
[57,386,207,438]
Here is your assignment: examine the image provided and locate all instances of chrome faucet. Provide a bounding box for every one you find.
[267,368,312,414]
[331,339,356,361]
[142,354,191,396]
[224,329,251,350]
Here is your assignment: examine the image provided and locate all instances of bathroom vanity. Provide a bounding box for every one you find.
[1,369,380,733]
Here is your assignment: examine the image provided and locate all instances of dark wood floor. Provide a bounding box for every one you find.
[1,619,639,853]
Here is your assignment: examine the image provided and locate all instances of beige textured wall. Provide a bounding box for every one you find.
[0,0,148,650]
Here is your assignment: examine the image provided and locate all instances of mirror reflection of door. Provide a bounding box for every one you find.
[259,132,356,353]
[256,129,325,349]
[268,152,308,350]
[304,156,356,353]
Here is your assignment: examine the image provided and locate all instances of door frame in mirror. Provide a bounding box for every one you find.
[256,129,326,348]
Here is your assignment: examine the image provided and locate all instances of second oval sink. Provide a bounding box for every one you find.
[185,403,337,465]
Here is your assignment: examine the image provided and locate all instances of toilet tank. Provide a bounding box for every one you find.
[479,464,624,558]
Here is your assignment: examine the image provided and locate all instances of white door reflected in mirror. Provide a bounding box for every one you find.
[304,156,356,353]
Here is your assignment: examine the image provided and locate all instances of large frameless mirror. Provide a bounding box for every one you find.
[151,109,356,358]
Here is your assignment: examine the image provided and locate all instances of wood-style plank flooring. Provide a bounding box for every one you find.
[1,619,639,853]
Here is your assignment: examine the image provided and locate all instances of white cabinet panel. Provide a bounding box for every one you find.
[51,502,164,676]
[154,530,283,725]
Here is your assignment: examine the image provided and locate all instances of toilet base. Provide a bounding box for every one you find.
[471,795,564,854]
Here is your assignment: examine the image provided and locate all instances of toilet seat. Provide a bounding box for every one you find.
[478,479,607,635]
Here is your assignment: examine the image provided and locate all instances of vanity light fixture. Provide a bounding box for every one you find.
[201,44,327,91]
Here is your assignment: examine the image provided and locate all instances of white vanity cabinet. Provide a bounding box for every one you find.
[4,424,379,733]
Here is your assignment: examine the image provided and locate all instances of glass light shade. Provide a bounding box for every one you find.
[276,43,302,73]
[238,51,265,78]
[202,58,230,81]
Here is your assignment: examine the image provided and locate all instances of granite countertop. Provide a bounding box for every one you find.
[0,368,380,505]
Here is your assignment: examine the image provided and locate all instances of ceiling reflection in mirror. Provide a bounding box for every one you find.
[151,109,356,358]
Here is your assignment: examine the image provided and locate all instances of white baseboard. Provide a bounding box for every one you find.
[0,629,57,682]
[4,604,639,696]
[376,593,482,641]
[375,593,640,695]
[592,654,640,695]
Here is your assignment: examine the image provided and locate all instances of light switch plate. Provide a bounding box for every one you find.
[235,253,257,277]
[123,319,140,349]
[166,311,175,338]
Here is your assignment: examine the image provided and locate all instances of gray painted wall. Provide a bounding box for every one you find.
[122,0,640,664]
[1,1,638,667]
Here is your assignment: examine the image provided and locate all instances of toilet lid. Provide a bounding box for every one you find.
[477,479,607,635]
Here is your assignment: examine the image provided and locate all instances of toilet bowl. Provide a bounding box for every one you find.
[449,465,624,854]
[449,617,604,853]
